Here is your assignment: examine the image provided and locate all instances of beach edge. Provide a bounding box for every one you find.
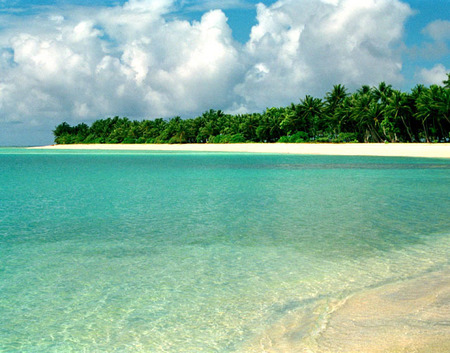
[29,143,450,158]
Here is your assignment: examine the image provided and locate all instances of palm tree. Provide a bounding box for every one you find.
[297,95,325,140]
[325,84,348,108]
[415,86,438,142]
[429,85,450,140]
[384,90,414,142]
[258,108,282,142]
[279,105,299,135]
[357,85,371,95]
[372,81,393,104]
[443,73,450,89]
[351,92,384,142]
[325,84,348,136]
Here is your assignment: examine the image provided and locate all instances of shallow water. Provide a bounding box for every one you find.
[242,266,450,353]
[0,149,449,352]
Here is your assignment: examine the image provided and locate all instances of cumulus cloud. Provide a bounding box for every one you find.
[417,64,448,86]
[1,1,241,124]
[422,20,450,42]
[410,19,449,80]
[0,0,415,144]
[233,0,412,111]
[408,19,450,61]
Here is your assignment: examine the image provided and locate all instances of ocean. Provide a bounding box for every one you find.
[1,149,449,352]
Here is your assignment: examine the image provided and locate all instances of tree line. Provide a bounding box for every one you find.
[54,77,450,144]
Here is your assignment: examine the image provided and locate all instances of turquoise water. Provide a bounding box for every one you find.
[1,149,449,352]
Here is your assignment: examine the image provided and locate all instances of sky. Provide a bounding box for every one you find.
[0,0,449,146]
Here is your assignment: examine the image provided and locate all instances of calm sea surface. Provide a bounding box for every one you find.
[1,149,449,352]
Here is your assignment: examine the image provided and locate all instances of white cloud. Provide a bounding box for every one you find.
[183,0,253,12]
[408,19,450,61]
[233,0,412,111]
[417,64,448,86]
[422,20,450,42]
[0,1,241,126]
[0,0,415,144]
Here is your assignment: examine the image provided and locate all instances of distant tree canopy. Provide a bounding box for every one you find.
[54,77,450,144]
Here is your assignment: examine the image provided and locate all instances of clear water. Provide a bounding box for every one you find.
[0,149,449,352]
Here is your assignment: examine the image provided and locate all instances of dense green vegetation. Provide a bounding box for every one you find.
[54,77,450,144]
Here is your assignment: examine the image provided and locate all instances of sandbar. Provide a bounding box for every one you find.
[30,143,450,158]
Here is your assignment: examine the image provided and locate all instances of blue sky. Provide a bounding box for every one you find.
[3,0,448,46]
[0,0,448,145]
[0,0,278,42]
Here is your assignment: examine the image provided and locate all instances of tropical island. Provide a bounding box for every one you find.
[54,79,449,145]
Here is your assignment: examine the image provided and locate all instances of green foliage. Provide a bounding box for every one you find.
[53,77,450,144]
[331,133,359,143]
[208,133,246,143]
[277,136,290,143]
[278,131,309,143]
[122,137,136,144]
[230,133,246,143]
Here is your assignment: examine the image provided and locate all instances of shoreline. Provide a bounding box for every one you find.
[244,268,450,353]
[30,143,450,158]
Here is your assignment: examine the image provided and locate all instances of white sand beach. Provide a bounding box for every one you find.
[244,269,450,353]
[31,143,450,158]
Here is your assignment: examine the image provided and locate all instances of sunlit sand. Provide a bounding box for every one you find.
[243,269,450,353]
[31,143,450,158]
